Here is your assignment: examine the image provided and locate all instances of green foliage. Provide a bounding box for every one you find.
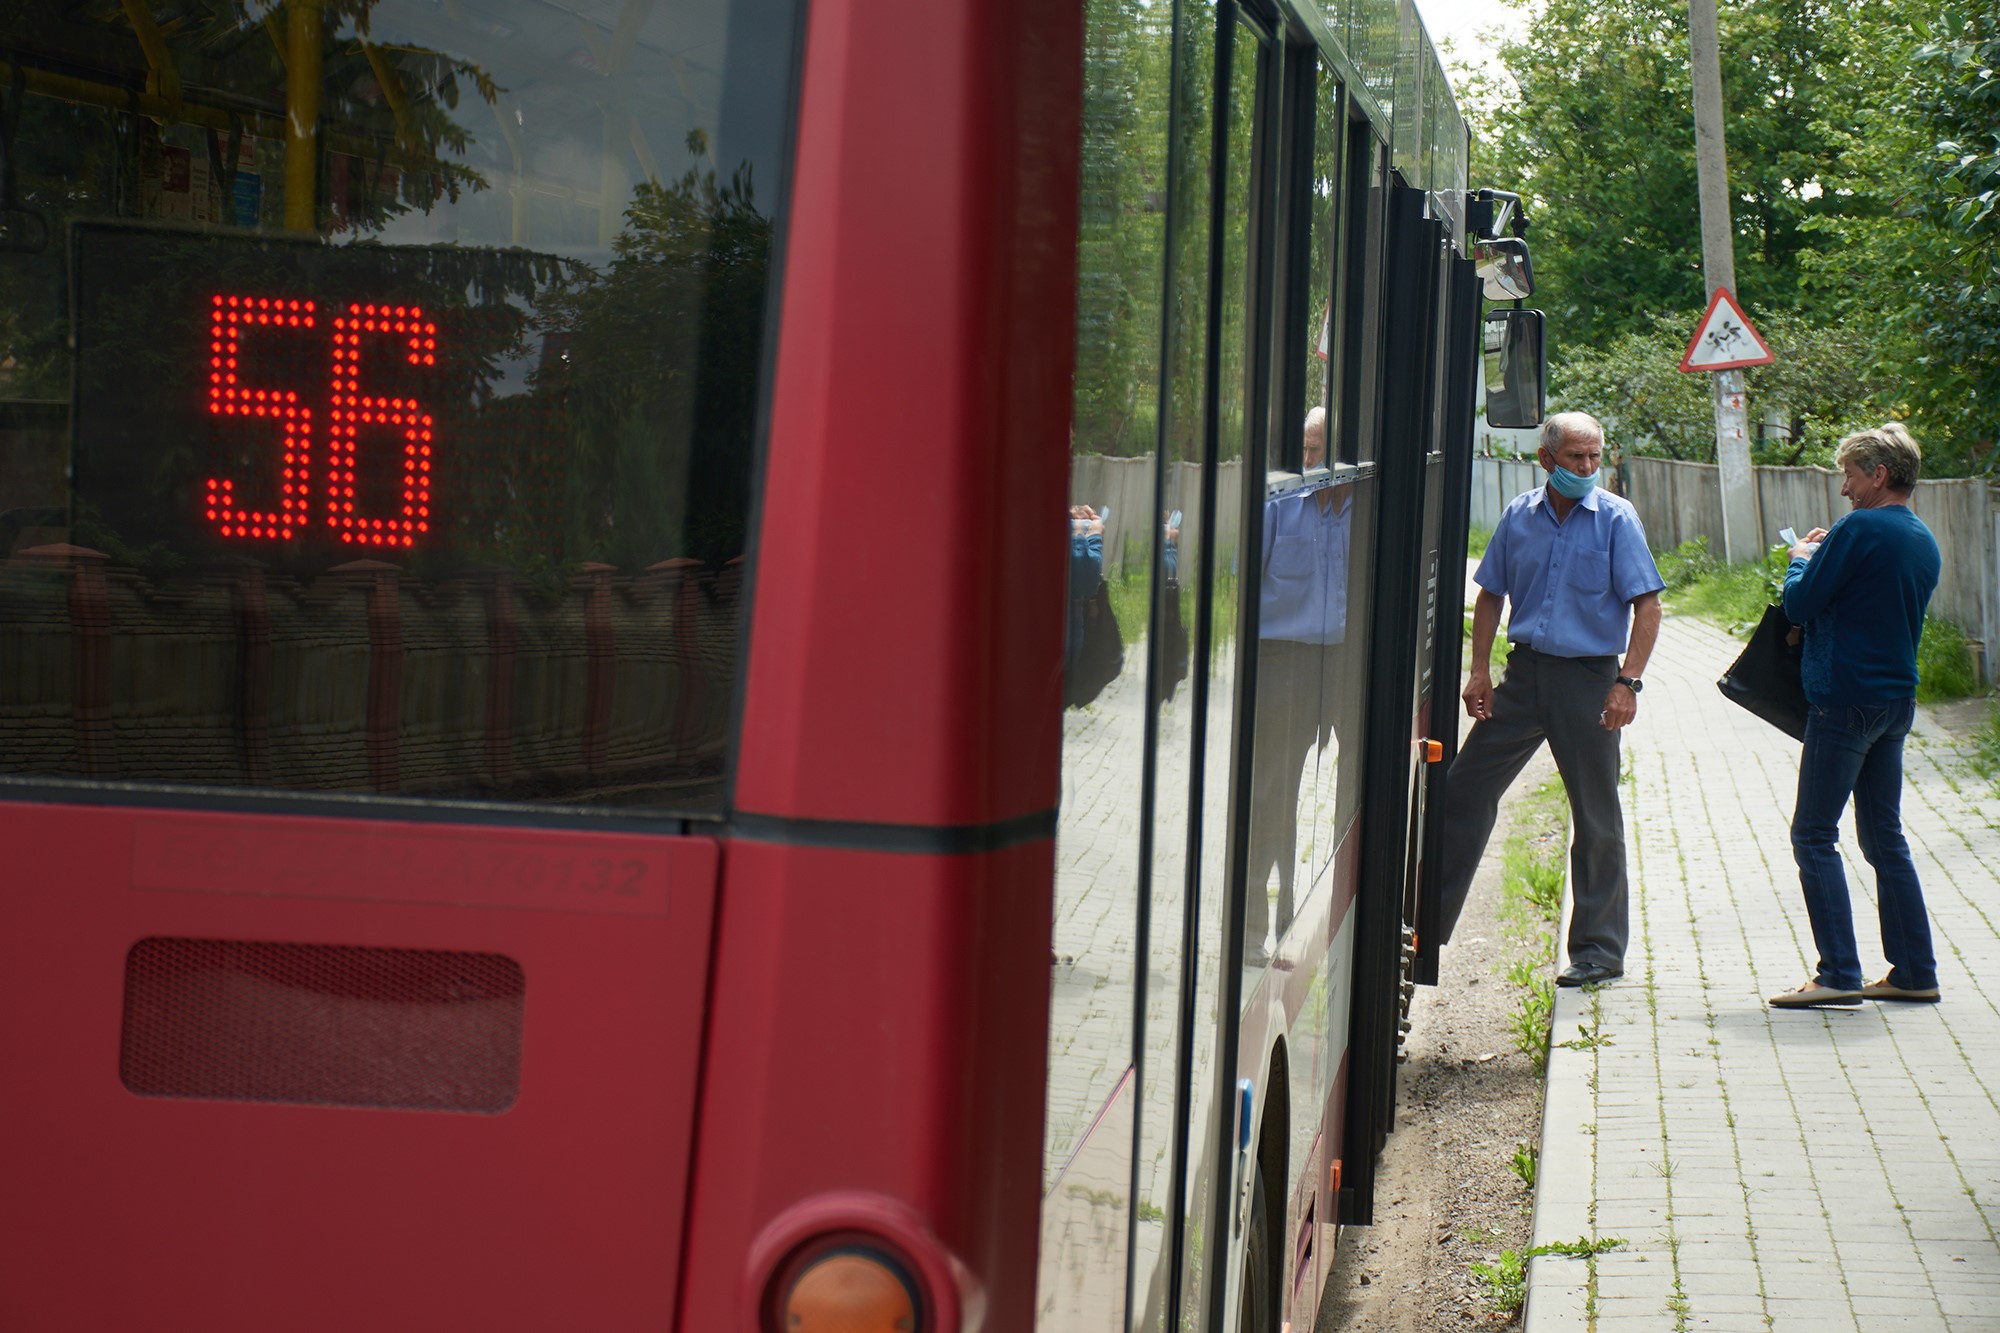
[1664,552,1982,702]
[1662,547,1790,635]
[1655,536,1719,592]
[1537,1235,1627,1258]
[1471,1247,1530,1313]
[1461,0,1999,474]
[1907,14,2000,463]
[1471,1235,1627,1315]
[1554,310,1891,465]
[1466,0,1852,348]
[541,150,772,566]
[1496,775,1567,1075]
[1916,617,1980,703]
[1073,0,1173,458]
[1466,524,1493,560]
[1510,1142,1539,1188]
[1509,974,1556,1075]
[1555,1021,1617,1051]
[1972,701,2000,784]
[1463,607,1509,675]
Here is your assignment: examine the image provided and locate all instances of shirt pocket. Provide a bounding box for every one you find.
[1572,548,1610,596]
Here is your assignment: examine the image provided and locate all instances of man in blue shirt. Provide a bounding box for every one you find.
[1769,423,1943,1009]
[1435,412,1665,986]
[1244,462,1353,957]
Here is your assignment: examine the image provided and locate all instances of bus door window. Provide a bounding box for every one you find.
[1243,46,1356,973]
[1303,62,1357,880]
[1038,0,1173,1319]
[1171,4,1273,1325]
[1122,0,1225,1322]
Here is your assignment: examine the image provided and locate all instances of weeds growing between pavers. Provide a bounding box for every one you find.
[1467,773,1572,1318]
[1499,775,1568,1075]
[1471,1236,1627,1315]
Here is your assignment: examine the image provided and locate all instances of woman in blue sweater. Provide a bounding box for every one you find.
[1769,423,1944,1009]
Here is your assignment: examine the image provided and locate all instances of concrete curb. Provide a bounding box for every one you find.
[1524,981,1598,1331]
[1524,836,1601,1330]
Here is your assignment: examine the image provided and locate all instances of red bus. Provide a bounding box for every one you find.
[0,0,1492,1328]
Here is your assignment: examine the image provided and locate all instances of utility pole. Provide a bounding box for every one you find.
[1688,0,1760,563]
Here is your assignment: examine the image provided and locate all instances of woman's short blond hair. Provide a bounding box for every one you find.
[1834,422,1921,491]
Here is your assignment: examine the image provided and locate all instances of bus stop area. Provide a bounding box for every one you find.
[1525,608,2000,1332]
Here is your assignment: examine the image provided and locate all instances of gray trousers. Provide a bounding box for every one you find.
[1435,646,1629,970]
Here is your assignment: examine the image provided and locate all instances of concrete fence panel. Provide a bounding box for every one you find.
[1069,454,1246,582]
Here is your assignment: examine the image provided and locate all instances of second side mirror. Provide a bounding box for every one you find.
[1483,309,1546,430]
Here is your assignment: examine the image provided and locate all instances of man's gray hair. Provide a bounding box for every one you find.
[1834,422,1921,491]
[1539,411,1605,453]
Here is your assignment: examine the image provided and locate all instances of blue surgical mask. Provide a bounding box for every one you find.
[1548,465,1597,500]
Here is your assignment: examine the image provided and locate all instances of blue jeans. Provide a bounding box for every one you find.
[1791,698,1936,991]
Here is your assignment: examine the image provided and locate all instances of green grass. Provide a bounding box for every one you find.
[1660,542,1789,634]
[1466,524,1494,560]
[1661,538,1982,703]
[1498,775,1569,1076]
[1462,609,1510,675]
[1917,617,1979,703]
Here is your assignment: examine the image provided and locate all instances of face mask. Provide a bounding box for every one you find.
[1548,465,1597,500]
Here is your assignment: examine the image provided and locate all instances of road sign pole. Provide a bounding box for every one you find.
[1713,365,1756,551]
[1690,0,1762,563]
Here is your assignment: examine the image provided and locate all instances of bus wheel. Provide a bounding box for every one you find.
[1240,1166,1276,1332]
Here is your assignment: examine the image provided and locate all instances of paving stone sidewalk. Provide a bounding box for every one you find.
[1526,608,2000,1333]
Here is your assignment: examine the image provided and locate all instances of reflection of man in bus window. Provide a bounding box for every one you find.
[1302,403,1327,471]
[1246,407,1350,963]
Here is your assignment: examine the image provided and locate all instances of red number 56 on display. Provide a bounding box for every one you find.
[207,293,439,549]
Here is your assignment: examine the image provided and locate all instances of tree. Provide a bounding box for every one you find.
[1554,310,1888,464]
[1466,0,1855,349]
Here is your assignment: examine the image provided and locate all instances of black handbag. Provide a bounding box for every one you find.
[1063,579,1125,709]
[1153,578,1190,705]
[1716,603,1807,741]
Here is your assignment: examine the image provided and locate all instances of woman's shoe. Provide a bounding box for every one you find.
[1860,976,1940,1003]
[1768,980,1863,1008]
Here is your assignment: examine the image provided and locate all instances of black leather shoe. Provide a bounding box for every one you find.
[1556,962,1623,988]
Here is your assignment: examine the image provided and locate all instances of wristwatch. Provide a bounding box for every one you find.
[1616,675,1644,693]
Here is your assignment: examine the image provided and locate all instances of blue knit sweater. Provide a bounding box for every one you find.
[1781,504,1940,706]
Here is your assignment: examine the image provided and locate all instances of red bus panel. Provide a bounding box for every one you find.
[0,804,718,1331]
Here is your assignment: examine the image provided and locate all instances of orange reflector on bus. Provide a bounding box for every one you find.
[782,1249,919,1332]
[1422,739,1444,763]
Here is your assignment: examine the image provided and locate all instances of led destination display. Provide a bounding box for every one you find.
[72,224,561,574]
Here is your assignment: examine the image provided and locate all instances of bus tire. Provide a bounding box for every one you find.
[1240,1163,1277,1333]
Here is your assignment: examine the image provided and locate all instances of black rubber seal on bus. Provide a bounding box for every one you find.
[725,807,1056,856]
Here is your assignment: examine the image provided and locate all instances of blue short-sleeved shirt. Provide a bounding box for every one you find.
[1476,485,1664,658]
[1258,484,1352,644]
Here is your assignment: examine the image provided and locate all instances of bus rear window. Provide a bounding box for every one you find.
[0,0,798,815]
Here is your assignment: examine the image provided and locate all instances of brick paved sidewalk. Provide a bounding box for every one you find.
[1526,609,2000,1333]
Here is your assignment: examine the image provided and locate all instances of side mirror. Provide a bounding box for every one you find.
[1474,238,1534,301]
[1484,309,1546,430]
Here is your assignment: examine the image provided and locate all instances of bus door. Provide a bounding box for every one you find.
[1415,233,1484,987]
[1338,179,1447,1224]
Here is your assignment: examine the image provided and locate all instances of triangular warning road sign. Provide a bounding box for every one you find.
[1679,288,1774,372]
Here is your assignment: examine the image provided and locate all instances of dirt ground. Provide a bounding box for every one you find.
[1315,751,1561,1332]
